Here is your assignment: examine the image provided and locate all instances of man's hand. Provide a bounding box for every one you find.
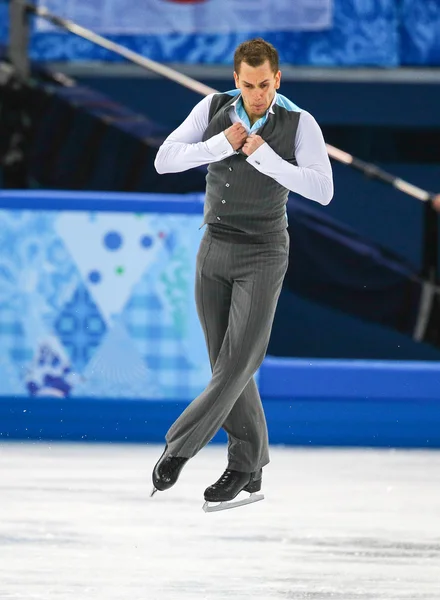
[224,123,248,151]
[242,134,265,156]
[432,194,440,212]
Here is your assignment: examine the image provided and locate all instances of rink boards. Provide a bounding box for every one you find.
[1,190,440,447]
[1,356,440,447]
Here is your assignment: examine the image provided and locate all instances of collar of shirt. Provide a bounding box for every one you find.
[230,92,277,134]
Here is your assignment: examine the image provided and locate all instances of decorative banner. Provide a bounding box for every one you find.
[0,208,212,400]
[36,0,333,34]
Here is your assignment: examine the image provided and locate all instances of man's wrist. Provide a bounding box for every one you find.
[245,142,270,166]
[206,132,235,158]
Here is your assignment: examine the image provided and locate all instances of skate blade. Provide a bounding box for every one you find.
[202,492,264,513]
[150,486,158,497]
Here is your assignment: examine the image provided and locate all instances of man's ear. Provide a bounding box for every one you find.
[233,71,240,88]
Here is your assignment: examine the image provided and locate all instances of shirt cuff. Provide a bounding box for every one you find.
[245,142,281,172]
[205,132,235,159]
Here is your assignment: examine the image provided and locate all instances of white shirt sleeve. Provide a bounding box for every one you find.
[154,94,235,174]
[245,110,334,206]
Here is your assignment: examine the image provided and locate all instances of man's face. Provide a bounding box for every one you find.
[234,60,281,121]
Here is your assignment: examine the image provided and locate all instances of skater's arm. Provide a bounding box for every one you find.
[244,111,334,206]
[154,95,236,174]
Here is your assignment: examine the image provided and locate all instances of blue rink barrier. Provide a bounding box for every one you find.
[1,358,440,448]
[1,190,440,447]
[259,358,440,447]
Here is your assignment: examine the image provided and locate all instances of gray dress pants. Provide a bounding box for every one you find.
[165,224,289,472]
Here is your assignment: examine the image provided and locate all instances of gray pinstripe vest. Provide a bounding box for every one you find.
[201,92,300,234]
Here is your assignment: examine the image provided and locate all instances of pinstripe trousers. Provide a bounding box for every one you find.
[165,224,289,472]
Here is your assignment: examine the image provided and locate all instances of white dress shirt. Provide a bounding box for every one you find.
[154,92,333,206]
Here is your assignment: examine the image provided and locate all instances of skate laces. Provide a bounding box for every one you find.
[218,470,234,485]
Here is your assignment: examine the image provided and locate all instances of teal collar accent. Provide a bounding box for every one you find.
[234,96,271,133]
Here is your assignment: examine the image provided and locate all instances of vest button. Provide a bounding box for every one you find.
[225,183,230,187]
[229,167,233,172]
[217,216,221,220]
[222,200,226,204]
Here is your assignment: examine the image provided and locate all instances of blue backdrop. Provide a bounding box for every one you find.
[0,0,439,65]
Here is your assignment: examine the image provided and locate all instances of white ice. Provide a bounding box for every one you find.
[1,443,440,599]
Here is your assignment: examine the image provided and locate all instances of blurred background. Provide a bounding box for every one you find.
[1,0,440,447]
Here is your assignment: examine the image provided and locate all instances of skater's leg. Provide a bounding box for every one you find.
[151,230,228,493]
[222,378,269,472]
[221,231,289,471]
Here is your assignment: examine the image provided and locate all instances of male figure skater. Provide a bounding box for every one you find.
[152,38,333,508]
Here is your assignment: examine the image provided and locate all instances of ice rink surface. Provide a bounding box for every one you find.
[1,442,439,600]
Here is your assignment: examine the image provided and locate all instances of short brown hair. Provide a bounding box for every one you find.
[234,38,279,75]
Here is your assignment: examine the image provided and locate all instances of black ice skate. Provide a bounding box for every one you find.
[202,469,264,512]
[150,445,188,497]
